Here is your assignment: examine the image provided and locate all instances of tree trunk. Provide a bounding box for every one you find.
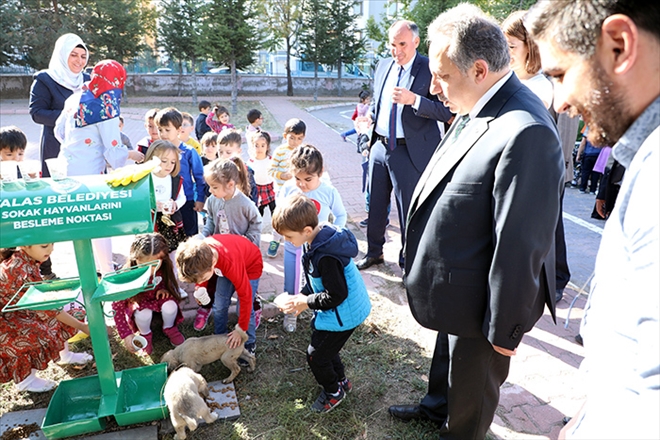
[191,57,198,107]
[337,60,343,97]
[313,62,319,102]
[286,38,293,96]
[178,60,183,97]
[231,59,238,116]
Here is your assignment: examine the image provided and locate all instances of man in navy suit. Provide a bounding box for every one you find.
[356,20,452,271]
[388,5,563,438]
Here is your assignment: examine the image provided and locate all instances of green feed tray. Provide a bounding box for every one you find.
[2,277,81,312]
[114,363,168,426]
[92,261,159,303]
[41,375,106,439]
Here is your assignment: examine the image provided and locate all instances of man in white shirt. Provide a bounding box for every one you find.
[527,1,660,438]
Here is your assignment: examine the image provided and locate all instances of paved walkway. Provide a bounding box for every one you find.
[0,97,587,439]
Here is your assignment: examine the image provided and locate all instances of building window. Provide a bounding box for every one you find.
[355,0,363,15]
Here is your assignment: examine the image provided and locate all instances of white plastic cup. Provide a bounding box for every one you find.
[194,287,211,306]
[0,161,18,182]
[162,200,174,215]
[132,334,148,351]
[18,160,41,182]
[45,158,68,180]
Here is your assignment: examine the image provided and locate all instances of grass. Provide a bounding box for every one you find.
[0,293,440,439]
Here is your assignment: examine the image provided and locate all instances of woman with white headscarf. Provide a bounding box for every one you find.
[29,33,89,178]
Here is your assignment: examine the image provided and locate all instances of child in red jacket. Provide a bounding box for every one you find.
[176,235,262,353]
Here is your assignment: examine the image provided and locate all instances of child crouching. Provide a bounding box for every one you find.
[272,194,371,413]
[112,233,185,355]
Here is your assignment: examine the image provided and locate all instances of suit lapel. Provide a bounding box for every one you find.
[375,60,396,120]
[414,118,490,208]
[409,75,522,217]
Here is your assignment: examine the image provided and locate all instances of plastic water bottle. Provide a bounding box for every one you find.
[283,312,297,332]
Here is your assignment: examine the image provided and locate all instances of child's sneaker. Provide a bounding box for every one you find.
[311,387,345,413]
[163,326,185,346]
[267,241,280,258]
[194,307,211,331]
[339,377,352,394]
[253,297,262,329]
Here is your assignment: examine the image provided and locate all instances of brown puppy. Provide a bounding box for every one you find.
[161,325,256,383]
[164,367,218,440]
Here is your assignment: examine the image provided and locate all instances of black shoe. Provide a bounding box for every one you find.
[575,334,583,346]
[388,404,429,422]
[555,288,564,302]
[356,255,384,270]
[359,218,369,227]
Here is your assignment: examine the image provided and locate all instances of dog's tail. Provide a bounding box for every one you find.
[234,324,248,344]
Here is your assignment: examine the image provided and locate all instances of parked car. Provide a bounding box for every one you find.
[152,68,173,74]
[209,67,247,74]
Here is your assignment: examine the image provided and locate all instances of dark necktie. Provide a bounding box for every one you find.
[388,66,404,151]
[451,114,470,142]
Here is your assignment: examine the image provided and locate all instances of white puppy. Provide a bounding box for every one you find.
[164,367,218,440]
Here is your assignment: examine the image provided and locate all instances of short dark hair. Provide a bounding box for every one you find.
[155,107,183,130]
[0,126,27,152]
[181,112,194,125]
[284,118,306,136]
[427,3,510,74]
[247,109,262,124]
[176,238,215,284]
[290,144,323,176]
[198,100,211,111]
[272,193,319,234]
[200,131,217,147]
[526,0,660,58]
[358,90,371,101]
[217,129,242,146]
[144,108,160,122]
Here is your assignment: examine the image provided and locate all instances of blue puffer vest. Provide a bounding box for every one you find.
[303,224,371,331]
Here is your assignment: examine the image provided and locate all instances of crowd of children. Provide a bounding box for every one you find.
[1,101,371,413]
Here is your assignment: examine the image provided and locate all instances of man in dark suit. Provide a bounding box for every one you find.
[355,20,452,271]
[388,5,564,438]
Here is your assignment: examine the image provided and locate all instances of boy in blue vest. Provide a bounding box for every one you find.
[272,193,371,413]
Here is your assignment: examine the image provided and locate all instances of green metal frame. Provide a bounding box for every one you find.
[0,174,168,439]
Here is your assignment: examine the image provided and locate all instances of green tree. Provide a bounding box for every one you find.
[203,0,261,114]
[158,0,205,104]
[77,0,155,65]
[325,0,364,96]
[1,0,22,67]
[262,0,303,96]
[298,0,332,101]
[472,0,537,21]
[15,0,78,70]
[408,0,460,55]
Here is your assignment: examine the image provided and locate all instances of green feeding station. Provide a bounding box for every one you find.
[0,173,169,439]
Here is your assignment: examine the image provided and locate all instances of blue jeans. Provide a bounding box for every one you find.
[341,128,357,138]
[213,276,259,348]
[283,241,303,295]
